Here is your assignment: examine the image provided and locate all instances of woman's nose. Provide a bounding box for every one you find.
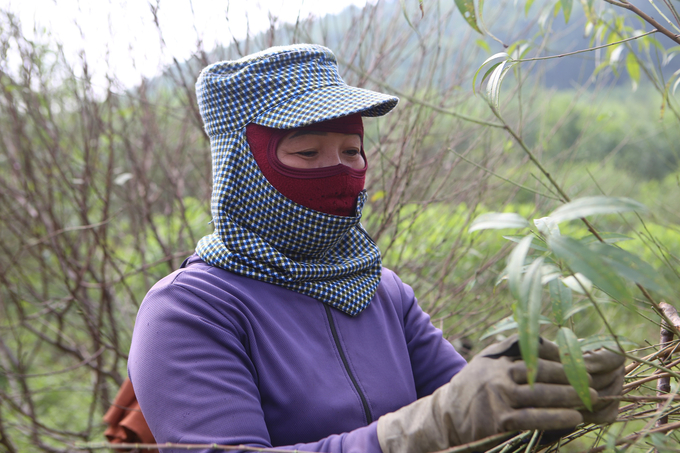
[320,148,343,167]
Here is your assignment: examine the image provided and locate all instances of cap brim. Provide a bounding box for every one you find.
[253,84,398,129]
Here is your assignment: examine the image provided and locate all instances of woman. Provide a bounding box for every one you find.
[127,44,624,453]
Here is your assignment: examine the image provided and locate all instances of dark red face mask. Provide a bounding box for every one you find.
[245,114,366,217]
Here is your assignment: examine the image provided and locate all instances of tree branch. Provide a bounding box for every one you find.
[514,29,658,62]
[604,0,680,44]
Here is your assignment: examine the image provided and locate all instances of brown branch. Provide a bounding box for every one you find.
[604,0,680,45]
[660,302,680,330]
[623,372,672,392]
[600,395,680,402]
[625,342,679,374]
[8,346,105,378]
[657,302,679,427]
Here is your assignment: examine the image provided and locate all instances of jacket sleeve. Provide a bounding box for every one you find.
[128,279,383,453]
[383,270,467,398]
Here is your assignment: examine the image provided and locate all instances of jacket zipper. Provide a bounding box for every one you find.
[323,304,373,424]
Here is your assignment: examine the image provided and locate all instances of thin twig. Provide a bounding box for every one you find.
[449,149,560,200]
[623,372,672,392]
[608,347,680,380]
[600,395,680,402]
[513,29,658,63]
[431,432,518,453]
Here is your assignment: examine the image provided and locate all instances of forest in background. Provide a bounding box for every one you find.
[1,0,680,451]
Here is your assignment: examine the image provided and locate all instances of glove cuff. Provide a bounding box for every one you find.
[377,386,461,453]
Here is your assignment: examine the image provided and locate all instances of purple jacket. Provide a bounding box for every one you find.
[128,255,467,452]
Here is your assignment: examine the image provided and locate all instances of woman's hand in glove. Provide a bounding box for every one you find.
[377,335,623,453]
[580,348,625,424]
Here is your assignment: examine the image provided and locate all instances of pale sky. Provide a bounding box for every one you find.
[3,0,371,88]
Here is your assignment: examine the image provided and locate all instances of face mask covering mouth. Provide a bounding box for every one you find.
[246,113,366,217]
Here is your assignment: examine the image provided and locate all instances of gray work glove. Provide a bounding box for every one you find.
[377,335,597,453]
[580,348,625,424]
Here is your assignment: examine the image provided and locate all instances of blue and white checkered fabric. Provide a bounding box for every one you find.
[195,44,399,316]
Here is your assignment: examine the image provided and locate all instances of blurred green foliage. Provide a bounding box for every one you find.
[531,88,680,180]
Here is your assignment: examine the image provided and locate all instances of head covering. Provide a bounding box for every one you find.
[246,113,366,216]
[195,44,398,316]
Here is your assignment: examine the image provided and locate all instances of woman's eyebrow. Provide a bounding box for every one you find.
[288,130,328,139]
[287,131,362,140]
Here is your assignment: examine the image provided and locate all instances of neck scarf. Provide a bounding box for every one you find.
[195,125,382,316]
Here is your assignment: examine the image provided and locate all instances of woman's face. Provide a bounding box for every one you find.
[276,131,365,170]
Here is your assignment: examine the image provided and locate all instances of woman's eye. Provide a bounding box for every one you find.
[344,149,361,156]
[295,150,318,157]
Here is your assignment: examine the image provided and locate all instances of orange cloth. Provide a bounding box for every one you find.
[103,378,158,453]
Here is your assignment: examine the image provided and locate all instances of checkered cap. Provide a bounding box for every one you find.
[197,44,398,134]
[194,44,398,316]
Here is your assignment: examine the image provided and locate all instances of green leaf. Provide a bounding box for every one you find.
[557,327,592,411]
[454,0,482,34]
[517,257,544,386]
[561,273,592,294]
[634,29,650,52]
[487,61,515,110]
[370,190,386,202]
[560,0,573,23]
[541,263,562,284]
[480,62,502,86]
[507,40,531,61]
[590,243,673,298]
[549,279,572,326]
[399,0,418,33]
[553,1,561,18]
[504,235,548,251]
[486,60,507,99]
[481,315,553,340]
[549,235,631,303]
[472,52,508,94]
[610,45,624,63]
[538,8,550,29]
[562,300,613,319]
[469,212,530,232]
[548,196,648,224]
[525,0,535,16]
[584,21,594,38]
[579,232,632,245]
[626,52,640,90]
[665,45,680,66]
[579,334,636,352]
[475,39,491,53]
[507,235,534,301]
[478,0,485,28]
[533,216,560,237]
[593,61,610,78]
[481,316,517,339]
